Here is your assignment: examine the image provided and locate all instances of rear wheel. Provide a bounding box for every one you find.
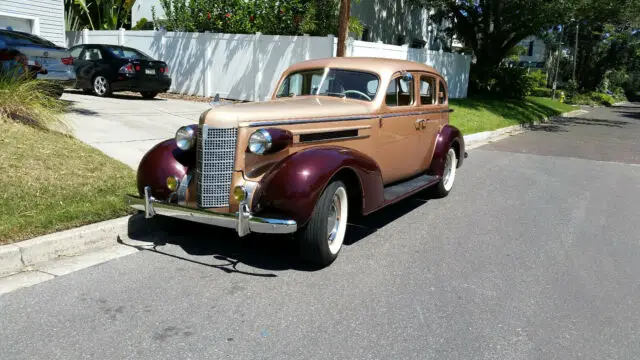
[297,180,349,267]
[432,147,458,198]
[141,92,158,99]
[92,75,111,97]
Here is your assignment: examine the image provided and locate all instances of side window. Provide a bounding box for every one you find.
[70,47,83,58]
[438,80,448,104]
[83,48,102,61]
[420,76,435,105]
[385,76,414,107]
[277,73,302,97]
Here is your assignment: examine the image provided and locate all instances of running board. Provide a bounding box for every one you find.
[383,174,440,201]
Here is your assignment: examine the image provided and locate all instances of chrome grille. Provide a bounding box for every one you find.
[196,125,237,208]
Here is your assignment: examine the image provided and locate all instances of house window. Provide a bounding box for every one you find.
[528,41,534,56]
[361,28,370,42]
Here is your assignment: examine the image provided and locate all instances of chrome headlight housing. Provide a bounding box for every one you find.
[248,129,273,155]
[175,126,196,150]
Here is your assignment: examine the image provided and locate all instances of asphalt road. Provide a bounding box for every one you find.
[2,105,640,360]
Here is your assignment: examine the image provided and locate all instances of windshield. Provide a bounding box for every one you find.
[276,68,379,102]
[105,46,152,60]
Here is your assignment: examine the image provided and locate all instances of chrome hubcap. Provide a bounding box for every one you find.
[94,77,107,95]
[327,193,341,244]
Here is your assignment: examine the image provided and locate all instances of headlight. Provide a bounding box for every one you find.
[175,126,196,150]
[248,129,273,155]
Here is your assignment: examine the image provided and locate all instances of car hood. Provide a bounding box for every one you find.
[200,96,375,128]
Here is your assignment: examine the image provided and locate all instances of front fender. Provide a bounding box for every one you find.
[429,125,465,177]
[251,146,384,227]
[136,139,195,200]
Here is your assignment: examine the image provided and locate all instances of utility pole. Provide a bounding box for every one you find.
[337,0,351,57]
[572,20,579,82]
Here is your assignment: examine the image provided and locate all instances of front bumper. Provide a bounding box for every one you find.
[126,186,297,236]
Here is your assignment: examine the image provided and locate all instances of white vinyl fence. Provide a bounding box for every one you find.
[66,29,471,101]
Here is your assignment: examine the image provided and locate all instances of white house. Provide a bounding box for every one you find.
[131,0,459,51]
[0,0,66,46]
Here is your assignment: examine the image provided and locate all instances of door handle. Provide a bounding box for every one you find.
[415,119,427,130]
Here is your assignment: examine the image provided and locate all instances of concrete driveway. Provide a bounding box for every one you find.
[63,91,211,168]
[2,104,639,359]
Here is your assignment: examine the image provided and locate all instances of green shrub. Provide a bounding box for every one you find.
[0,76,66,129]
[530,87,552,97]
[590,92,615,107]
[527,70,548,88]
[471,65,536,99]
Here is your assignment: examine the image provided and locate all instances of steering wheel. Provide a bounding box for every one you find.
[343,90,372,101]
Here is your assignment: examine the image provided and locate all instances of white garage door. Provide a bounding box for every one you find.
[0,15,32,33]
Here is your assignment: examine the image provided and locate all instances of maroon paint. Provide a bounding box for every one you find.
[136,139,194,200]
[251,146,384,227]
[263,128,293,154]
[428,124,465,177]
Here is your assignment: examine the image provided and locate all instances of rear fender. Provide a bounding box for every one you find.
[251,146,384,227]
[428,125,465,177]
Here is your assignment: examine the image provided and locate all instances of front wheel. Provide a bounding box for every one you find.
[297,180,349,267]
[432,147,458,198]
[141,92,158,99]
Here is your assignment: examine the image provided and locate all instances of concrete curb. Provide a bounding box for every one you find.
[0,216,137,277]
[463,109,589,149]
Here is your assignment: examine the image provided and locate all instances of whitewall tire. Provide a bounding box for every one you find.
[297,180,349,267]
[433,147,458,198]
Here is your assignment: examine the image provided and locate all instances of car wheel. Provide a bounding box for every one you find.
[140,92,158,99]
[432,147,458,198]
[297,180,349,267]
[92,75,111,97]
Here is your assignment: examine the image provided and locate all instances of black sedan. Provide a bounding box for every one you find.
[68,44,171,99]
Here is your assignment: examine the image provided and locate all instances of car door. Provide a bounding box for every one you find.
[376,72,423,184]
[69,46,86,87]
[416,73,445,170]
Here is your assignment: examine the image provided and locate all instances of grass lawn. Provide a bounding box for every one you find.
[0,120,136,244]
[450,96,578,135]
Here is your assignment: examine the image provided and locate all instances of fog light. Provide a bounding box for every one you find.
[166,176,179,192]
[233,186,247,201]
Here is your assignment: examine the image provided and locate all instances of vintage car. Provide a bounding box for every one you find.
[126,57,466,267]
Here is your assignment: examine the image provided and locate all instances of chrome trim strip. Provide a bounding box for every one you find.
[242,109,451,128]
[243,115,377,127]
[127,188,297,236]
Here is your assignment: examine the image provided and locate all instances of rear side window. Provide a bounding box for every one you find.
[82,48,103,60]
[420,75,435,105]
[438,80,448,104]
[0,31,56,47]
[70,47,83,58]
[386,76,414,107]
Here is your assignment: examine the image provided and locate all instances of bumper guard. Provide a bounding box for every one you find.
[126,186,297,237]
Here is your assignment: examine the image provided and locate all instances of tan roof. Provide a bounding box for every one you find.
[284,57,441,77]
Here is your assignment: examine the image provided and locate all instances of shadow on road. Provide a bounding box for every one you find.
[528,116,629,133]
[121,193,431,275]
[64,89,166,101]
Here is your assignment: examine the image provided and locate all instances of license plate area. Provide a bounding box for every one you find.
[145,68,155,75]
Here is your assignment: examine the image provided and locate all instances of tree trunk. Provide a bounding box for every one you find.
[336,0,350,57]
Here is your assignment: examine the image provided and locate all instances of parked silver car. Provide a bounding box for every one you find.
[0,29,76,96]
